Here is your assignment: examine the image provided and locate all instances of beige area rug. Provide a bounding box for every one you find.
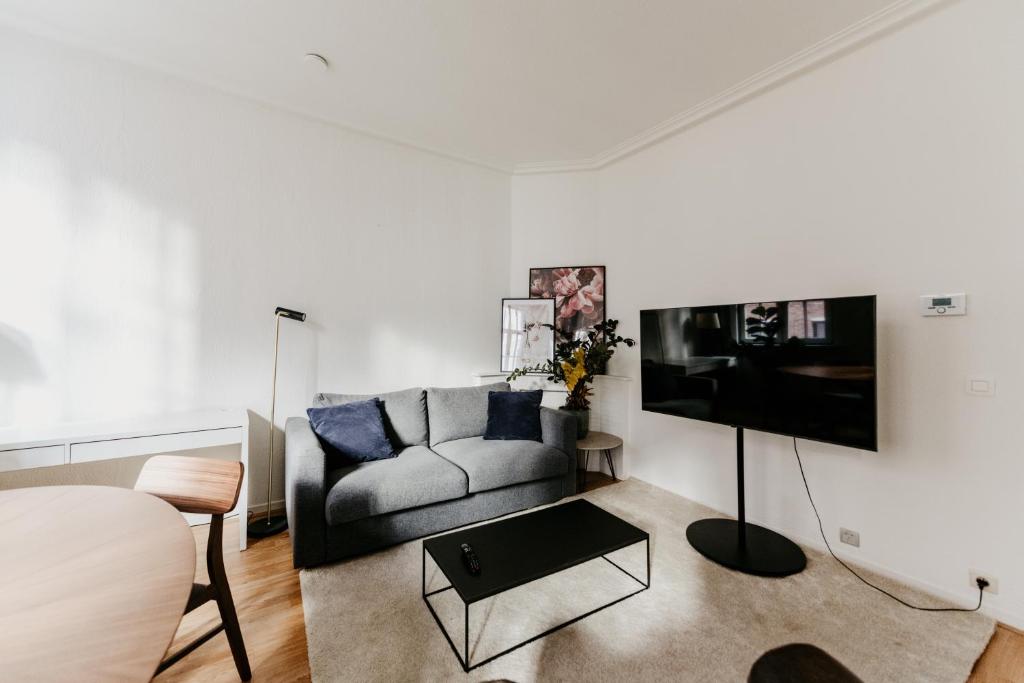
[300,479,994,682]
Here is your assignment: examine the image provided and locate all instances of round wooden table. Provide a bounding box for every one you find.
[0,485,196,682]
[576,431,623,492]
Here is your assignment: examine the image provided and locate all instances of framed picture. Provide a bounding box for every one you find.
[500,298,555,373]
[529,265,605,342]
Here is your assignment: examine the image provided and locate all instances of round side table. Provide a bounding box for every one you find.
[576,431,623,492]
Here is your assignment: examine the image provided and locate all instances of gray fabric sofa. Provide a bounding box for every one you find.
[284,382,577,568]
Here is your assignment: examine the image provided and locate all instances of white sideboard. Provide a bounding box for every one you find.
[472,372,633,479]
[0,408,250,550]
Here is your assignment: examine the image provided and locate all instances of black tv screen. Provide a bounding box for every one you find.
[640,295,877,451]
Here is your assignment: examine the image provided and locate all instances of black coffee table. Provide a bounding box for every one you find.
[422,499,650,672]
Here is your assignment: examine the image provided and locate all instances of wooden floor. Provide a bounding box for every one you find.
[157,515,310,683]
[971,625,1024,683]
[156,474,1022,682]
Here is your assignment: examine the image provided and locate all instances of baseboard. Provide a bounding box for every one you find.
[631,475,1024,631]
[767,523,1024,631]
[248,498,286,516]
[997,621,1024,636]
[182,510,239,526]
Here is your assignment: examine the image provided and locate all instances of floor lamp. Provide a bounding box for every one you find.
[248,306,306,539]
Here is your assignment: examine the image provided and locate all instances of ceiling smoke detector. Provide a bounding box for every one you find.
[303,53,329,72]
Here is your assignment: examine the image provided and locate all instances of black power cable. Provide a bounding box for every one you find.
[793,438,985,613]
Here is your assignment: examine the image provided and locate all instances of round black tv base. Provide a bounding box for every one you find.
[247,514,288,539]
[687,518,807,577]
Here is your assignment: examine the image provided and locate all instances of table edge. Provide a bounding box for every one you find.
[425,529,648,604]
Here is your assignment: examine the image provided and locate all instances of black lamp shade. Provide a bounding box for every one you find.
[275,307,306,322]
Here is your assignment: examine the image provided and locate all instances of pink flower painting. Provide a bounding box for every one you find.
[529,266,605,341]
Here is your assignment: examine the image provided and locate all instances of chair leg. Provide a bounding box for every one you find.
[207,515,252,681]
[604,449,617,480]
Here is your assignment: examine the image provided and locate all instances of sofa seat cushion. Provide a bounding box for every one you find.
[325,446,468,526]
[432,436,568,494]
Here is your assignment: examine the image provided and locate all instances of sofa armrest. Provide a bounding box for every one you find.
[540,406,578,495]
[285,417,328,568]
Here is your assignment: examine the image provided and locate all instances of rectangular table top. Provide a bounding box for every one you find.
[424,499,648,604]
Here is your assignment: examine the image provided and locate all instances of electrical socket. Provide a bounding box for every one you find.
[839,528,860,547]
[970,570,999,595]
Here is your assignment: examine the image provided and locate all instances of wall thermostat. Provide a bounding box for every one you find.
[920,293,966,316]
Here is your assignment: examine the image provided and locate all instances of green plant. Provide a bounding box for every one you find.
[745,304,780,345]
[507,319,635,410]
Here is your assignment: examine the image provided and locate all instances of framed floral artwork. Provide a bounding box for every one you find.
[500,298,555,373]
[529,266,605,342]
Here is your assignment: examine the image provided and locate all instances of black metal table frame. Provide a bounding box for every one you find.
[422,537,650,673]
[576,446,617,492]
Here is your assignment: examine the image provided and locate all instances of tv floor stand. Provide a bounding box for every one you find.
[686,427,807,577]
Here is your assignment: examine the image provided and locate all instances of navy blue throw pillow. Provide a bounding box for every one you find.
[307,398,396,463]
[484,390,543,442]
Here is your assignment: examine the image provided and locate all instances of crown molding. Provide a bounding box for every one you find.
[2,0,945,178]
[514,0,945,176]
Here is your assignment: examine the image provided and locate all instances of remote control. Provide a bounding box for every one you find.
[461,543,481,575]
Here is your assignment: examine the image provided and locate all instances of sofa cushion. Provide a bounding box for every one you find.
[426,383,510,447]
[306,399,396,464]
[484,390,543,442]
[432,436,568,494]
[324,445,468,526]
[314,387,428,448]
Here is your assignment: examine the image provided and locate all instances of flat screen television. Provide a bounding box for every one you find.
[640,295,876,451]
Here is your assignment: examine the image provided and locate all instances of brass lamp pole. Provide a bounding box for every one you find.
[248,306,306,538]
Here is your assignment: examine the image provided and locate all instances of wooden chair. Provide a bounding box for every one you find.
[135,455,252,681]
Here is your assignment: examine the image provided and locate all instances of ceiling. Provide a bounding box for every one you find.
[0,0,909,172]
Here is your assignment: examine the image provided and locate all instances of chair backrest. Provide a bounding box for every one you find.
[135,455,243,515]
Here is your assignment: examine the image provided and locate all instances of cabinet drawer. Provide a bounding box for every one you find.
[0,444,66,472]
[69,427,243,464]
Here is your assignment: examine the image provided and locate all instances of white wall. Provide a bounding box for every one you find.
[510,0,1023,626]
[0,26,510,507]
[2,0,1021,629]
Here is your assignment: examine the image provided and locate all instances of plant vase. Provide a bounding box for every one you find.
[506,319,635,443]
[560,406,590,439]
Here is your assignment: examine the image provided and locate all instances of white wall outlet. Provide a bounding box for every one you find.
[966,376,995,396]
[969,570,999,595]
[839,528,860,547]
